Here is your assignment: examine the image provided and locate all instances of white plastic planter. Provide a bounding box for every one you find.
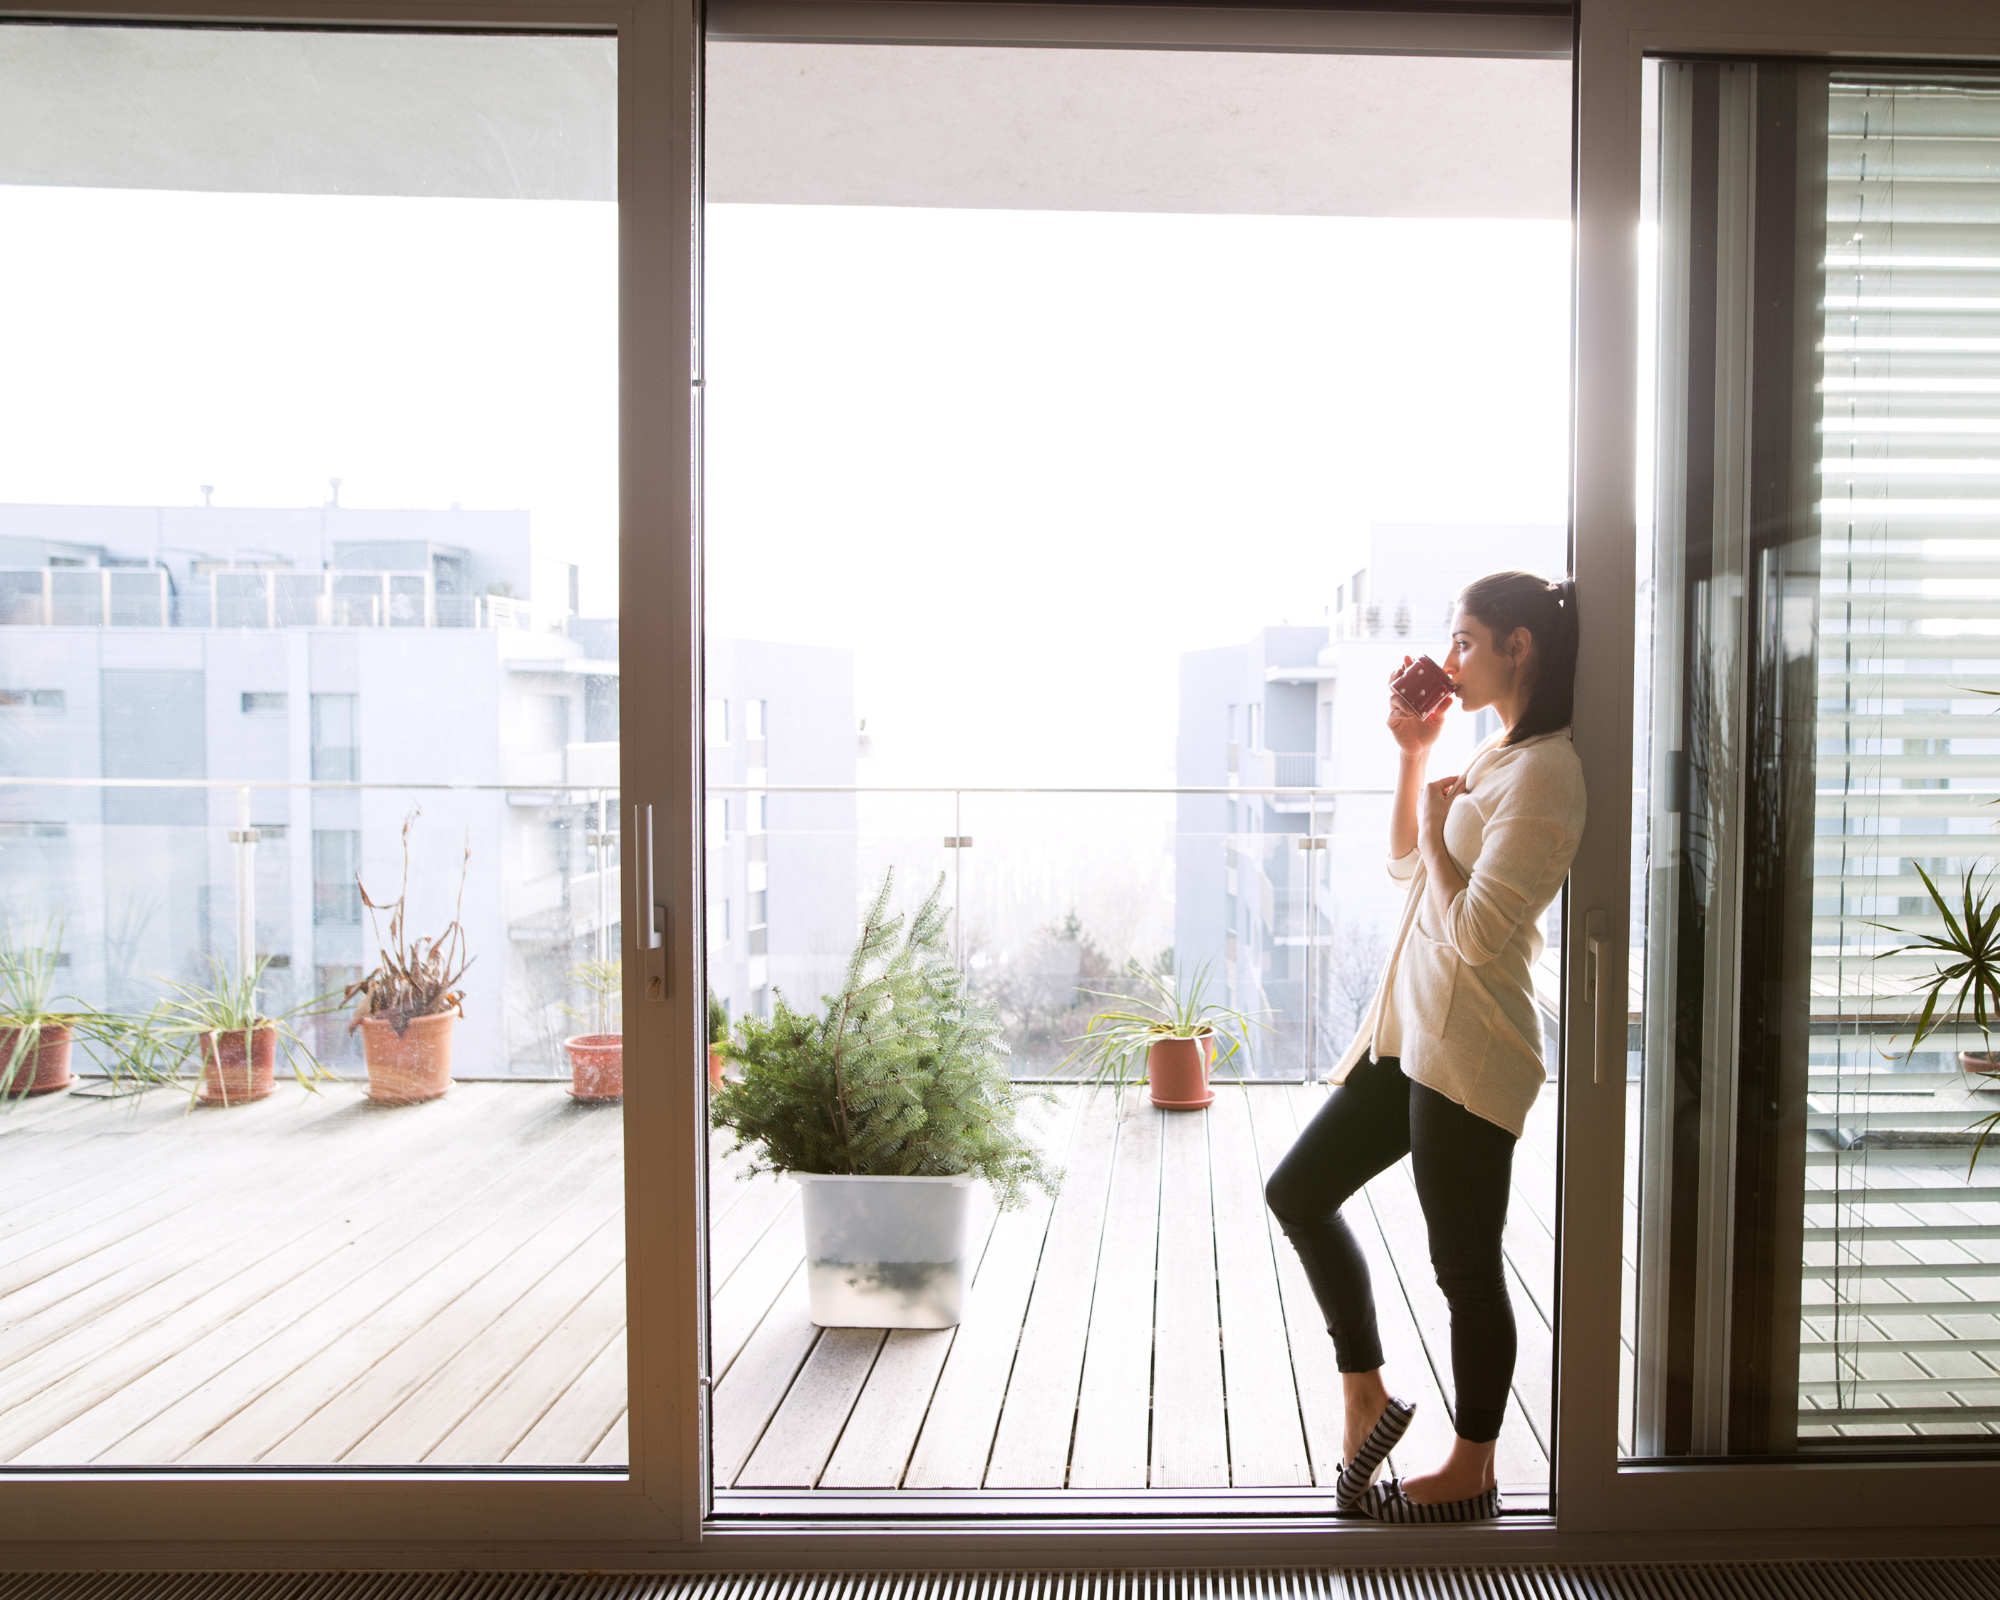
[792,1172,975,1328]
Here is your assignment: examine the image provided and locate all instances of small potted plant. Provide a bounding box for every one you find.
[562,955,622,1102]
[1875,861,2000,1167]
[147,954,336,1107]
[707,986,729,1090]
[0,918,126,1100]
[711,870,1058,1329]
[346,811,473,1106]
[1063,959,1266,1110]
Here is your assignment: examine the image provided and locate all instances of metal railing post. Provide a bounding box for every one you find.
[231,785,259,1002]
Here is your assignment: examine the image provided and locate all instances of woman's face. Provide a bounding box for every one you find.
[1442,606,1530,714]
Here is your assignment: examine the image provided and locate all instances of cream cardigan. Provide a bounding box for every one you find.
[1330,728,1587,1138]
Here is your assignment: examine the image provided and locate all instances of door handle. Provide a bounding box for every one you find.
[1585,908,1607,1084]
[635,802,667,1002]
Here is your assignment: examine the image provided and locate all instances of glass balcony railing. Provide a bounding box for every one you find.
[0,775,1445,1085]
[0,569,562,632]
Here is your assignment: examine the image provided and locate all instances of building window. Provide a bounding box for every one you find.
[312,830,362,925]
[745,698,766,739]
[748,888,767,930]
[310,693,359,781]
[0,689,64,710]
[709,897,731,946]
[242,691,287,714]
[705,696,728,745]
[707,797,730,849]
[751,792,767,833]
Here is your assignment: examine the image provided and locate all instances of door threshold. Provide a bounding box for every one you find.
[712,1485,1552,1521]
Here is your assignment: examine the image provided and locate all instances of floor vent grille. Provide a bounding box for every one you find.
[1,1566,1995,1600]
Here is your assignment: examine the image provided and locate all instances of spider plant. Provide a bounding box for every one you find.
[1870,861,2000,1169]
[0,917,132,1101]
[345,809,473,1034]
[145,954,339,1104]
[1060,959,1268,1097]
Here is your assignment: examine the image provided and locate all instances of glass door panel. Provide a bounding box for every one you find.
[1633,56,2000,1458]
[0,24,623,1469]
[702,33,1573,1507]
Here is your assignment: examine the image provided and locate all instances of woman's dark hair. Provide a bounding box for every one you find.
[1456,570,1579,745]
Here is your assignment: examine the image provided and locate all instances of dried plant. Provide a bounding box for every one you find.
[345,810,473,1034]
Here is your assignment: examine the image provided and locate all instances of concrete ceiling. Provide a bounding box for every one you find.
[707,41,1571,217]
[0,21,1570,217]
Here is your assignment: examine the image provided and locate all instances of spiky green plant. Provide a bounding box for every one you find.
[144,954,340,1106]
[1872,861,2000,1169]
[0,917,142,1102]
[1060,958,1268,1098]
[710,870,1059,1210]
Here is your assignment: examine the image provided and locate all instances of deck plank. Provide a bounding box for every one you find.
[1208,1085,1310,1486]
[426,1265,626,1464]
[710,1190,805,1381]
[901,1095,1079,1489]
[983,1089,1120,1488]
[1148,1103,1229,1488]
[117,1128,623,1464]
[0,1091,598,1462]
[737,1328,888,1487]
[508,1326,630,1465]
[1068,1091,1163,1488]
[1247,1084,1344,1485]
[818,1326,958,1488]
[711,1266,819,1485]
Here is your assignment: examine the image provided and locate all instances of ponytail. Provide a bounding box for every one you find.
[1456,571,1579,745]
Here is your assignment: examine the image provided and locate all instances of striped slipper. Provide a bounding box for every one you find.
[1354,1479,1502,1523]
[1332,1395,1417,1509]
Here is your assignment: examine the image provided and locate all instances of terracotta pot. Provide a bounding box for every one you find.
[566,1033,623,1102]
[197,1025,276,1106]
[359,1012,456,1105]
[1148,1032,1214,1110]
[0,1023,73,1097]
[1962,1051,2000,1076]
[708,1046,727,1090]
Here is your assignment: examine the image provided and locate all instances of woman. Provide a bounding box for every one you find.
[1264,570,1585,1523]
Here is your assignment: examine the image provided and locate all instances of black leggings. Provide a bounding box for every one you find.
[1264,1054,1518,1444]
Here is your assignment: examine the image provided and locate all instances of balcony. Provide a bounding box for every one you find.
[710,1080,1557,1507]
[0,568,561,631]
[0,1080,625,1467]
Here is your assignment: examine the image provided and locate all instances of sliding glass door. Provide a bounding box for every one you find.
[1630,55,2000,1463]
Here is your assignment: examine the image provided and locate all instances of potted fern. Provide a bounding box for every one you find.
[346,811,473,1105]
[1063,959,1265,1109]
[710,870,1058,1329]
[147,954,336,1106]
[562,955,622,1102]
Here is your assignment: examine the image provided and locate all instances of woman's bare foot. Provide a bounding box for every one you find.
[1398,1435,1497,1504]
[1340,1369,1393,1464]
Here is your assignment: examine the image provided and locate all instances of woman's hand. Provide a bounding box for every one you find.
[1387,658,1449,755]
[1418,774,1470,921]
[1419,774,1462,856]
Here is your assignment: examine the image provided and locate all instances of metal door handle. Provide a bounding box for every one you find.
[1585,909,1607,1084]
[635,803,667,1001]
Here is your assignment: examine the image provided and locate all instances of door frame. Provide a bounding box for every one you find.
[1557,0,2000,1536]
[8,0,2000,1570]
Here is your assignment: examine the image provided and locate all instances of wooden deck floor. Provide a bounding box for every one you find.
[0,1075,1559,1487]
[0,1079,627,1466]
[710,1082,1559,1500]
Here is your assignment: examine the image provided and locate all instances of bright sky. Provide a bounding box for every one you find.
[706,204,1572,785]
[0,184,1570,788]
[0,184,619,606]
